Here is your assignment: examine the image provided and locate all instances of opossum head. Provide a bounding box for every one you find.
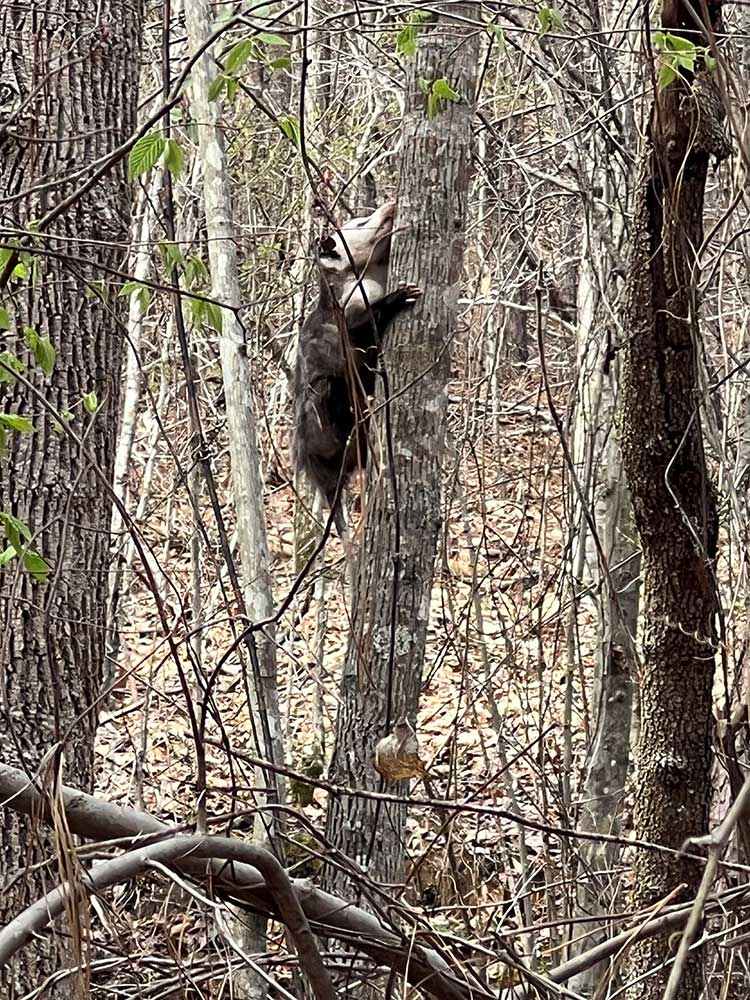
[317,200,396,318]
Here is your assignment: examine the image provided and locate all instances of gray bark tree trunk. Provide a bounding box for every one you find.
[619,3,729,996]
[0,3,143,996]
[183,3,284,994]
[324,3,479,899]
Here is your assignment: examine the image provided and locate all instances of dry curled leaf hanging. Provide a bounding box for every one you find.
[373,717,428,782]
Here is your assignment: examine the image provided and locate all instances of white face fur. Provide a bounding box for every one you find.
[318,201,396,317]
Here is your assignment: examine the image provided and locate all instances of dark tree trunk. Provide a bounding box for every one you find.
[0,4,142,996]
[324,5,479,900]
[619,2,729,997]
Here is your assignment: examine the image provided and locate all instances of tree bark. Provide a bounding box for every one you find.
[324,4,479,899]
[0,3,142,995]
[183,3,284,995]
[619,5,729,996]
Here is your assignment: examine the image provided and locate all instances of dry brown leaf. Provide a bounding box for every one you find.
[373,717,428,782]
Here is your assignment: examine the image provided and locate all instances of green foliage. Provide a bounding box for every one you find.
[278,114,301,148]
[226,38,258,74]
[184,255,209,288]
[128,133,185,180]
[188,296,224,334]
[0,413,34,460]
[119,280,152,312]
[419,77,460,119]
[159,241,185,277]
[163,137,185,177]
[0,513,50,583]
[0,248,31,284]
[652,31,707,88]
[0,413,34,433]
[82,390,98,414]
[396,9,430,58]
[487,23,506,51]
[209,31,290,103]
[23,328,56,378]
[0,305,10,330]
[537,6,564,36]
[0,352,25,384]
[129,132,166,179]
[85,279,110,302]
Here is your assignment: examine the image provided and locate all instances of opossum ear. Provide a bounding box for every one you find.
[318,235,339,258]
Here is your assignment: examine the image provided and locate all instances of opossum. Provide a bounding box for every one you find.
[292,201,421,535]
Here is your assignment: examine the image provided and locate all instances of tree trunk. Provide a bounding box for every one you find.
[0,3,142,996]
[324,4,479,899]
[619,5,729,997]
[183,3,284,994]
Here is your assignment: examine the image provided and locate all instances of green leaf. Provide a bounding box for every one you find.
[658,62,677,89]
[432,78,459,102]
[269,56,291,71]
[422,78,460,119]
[23,328,55,378]
[188,296,205,328]
[119,280,152,311]
[159,241,184,276]
[278,114,300,148]
[488,23,506,50]
[225,76,239,102]
[0,546,17,568]
[184,255,209,289]
[163,138,185,177]
[208,74,227,102]
[22,548,50,583]
[666,33,696,52]
[538,6,564,35]
[396,10,430,58]
[257,31,288,46]
[0,413,34,433]
[705,53,717,71]
[128,132,166,180]
[205,301,224,334]
[0,352,25,383]
[85,279,110,302]
[0,305,10,330]
[82,390,98,414]
[0,512,31,555]
[225,38,257,74]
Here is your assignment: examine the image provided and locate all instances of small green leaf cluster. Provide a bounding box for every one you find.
[538,6,565,36]
[153,243,221,334]
[209,32,290,103]
[128,134,185,181]
[396,10,431,58]
[652,31,715,89]
[0,246,34,285]
[0,512,50,583]
[418,78,460,120]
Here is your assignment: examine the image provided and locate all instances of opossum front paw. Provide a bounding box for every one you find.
[399,282,423,304]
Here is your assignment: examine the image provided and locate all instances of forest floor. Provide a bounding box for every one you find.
[92,338,607,992]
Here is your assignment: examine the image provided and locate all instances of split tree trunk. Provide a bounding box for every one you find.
[619,4,729,997]
[324,4,479,898]
[0,3,142,996]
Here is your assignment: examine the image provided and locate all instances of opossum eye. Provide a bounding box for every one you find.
[318,235,340,258]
